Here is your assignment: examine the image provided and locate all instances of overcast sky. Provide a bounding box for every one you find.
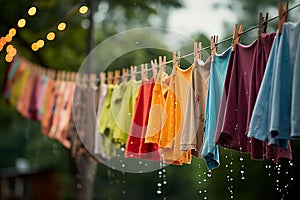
[168,0,237,37]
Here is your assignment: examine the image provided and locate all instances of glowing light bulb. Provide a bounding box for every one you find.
[17,19,26,28]
[79,5,89,14]
[36,39,44,48]
[28,6,37,16]
[9,48,17,56]
[9,28,16,37]
[57,22,66,31]
[5,54,13,62]
[31,43,38,51]
[46,32,55,41]
[5,35,12,42]
[6,44,13,53]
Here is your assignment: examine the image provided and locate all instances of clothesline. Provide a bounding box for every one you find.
[127,2,300,76]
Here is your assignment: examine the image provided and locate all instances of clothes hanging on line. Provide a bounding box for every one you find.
[2,21,300,170]
[248,22,300,150]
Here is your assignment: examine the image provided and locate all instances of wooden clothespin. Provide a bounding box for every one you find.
[82,73,88,88]
[100,72,106,85]
[198,42,202,61]
[141,64,145,80]
[107,71,113,85]
[210,35,217,62]
[71,72,76,82]
[194,42,198,67]
[158,56,162,68]
[122,68,127,83]
[89,73,97,88]
[278,1,288,34]
[151,60,157,80]
[144,63,148,80]
[258,12,269,43]
[176,52,180,68]
[114,70,120,85]
[61,71,66,81]
[172,51,178,74]
[56,71,61,81]
[163,55,167,69]
[130,66,137,80]
[232,24,243,51]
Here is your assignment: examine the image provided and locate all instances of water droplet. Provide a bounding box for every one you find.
[157,190,162,194]
[157,183,162,187]
[207,171,212,178]
[225,164,228,168]
[239,157,244,161]
[158,171,162,175]
[163,181,167,184]
[230,169,233,173]
[138,161,143,165]
[204,196,207,200]
[203,179,207,182]
[230,195,234,199]
[291,177,294,181]
[204,190,207,193]
[121,164,125,167]
[198,190,202,194]
[135,41,139,45]
[198,181,202,184]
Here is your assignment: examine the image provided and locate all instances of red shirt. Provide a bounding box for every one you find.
[125,78,161,160]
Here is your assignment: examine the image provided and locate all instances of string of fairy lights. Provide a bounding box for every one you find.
[0,2,89,63]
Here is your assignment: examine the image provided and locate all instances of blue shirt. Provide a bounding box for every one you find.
[270,22,300,142]
[201,47,231,170]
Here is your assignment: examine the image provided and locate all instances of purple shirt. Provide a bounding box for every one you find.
[214,33,292,161]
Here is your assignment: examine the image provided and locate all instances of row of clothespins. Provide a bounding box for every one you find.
[23,2,290,87]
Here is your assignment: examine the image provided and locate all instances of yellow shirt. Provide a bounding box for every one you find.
[162,65,193,165]
[145,69,169,144]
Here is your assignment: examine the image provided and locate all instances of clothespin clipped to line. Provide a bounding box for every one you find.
[89,73,97,88]
[130,65,137,80]
[121,68,128,83]
[82,73,88,88]
[278,1,288,34]
[141,64,148,80]
[151,60,157,81]
[107,71,113,85]
[258,12,268,43]
[193,42,202,66]
[114,70,120,85]
[232,24,243,52]
[172,51,180,71]
[100,72,106,85]
[210,35,218,62]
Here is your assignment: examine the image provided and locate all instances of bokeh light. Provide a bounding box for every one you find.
[36,39,45,48]
[31,43,38,51]
[46,32,56,41]
[9,28,16,37]
[17,18,26,28]
[5,35,12,42]
[5,54,13,62]
[57,22,66,31]
[28,6,37,16]
[79,5,89,14]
